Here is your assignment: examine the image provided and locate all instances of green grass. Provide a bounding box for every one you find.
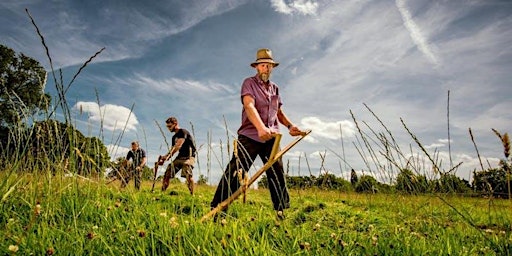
[1,172,510,255]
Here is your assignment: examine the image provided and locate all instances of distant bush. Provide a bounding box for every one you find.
[395,169,428,194]
[355,175,379,193]
[472,164,510,198]
[431,174,471,194]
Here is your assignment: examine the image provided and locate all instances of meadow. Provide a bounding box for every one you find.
[1,172,510,255]
[1,10,511,255]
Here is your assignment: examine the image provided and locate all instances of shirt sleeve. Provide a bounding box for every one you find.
[240,77,256,103]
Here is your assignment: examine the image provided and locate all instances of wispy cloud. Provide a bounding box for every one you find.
[395,0,439,65]
[73,102,139,132]
[270,0,318,15]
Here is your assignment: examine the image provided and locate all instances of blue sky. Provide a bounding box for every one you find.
[1,0,511,185]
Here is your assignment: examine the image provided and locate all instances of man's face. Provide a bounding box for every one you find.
[131,142,139,150]
[256,63,274,82]
[166,122,177,132]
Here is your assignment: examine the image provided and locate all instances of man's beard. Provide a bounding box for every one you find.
[259,73,270,82]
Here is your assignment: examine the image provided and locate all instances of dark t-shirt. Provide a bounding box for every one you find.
[126,148,146,167]
[172,128,196,158]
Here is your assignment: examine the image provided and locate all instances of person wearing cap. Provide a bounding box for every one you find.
[209,48,304,219]
[122,141,147,190]
[160,116,197,195]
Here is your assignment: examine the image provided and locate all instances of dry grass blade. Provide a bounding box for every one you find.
[469,128,485,172]
[400,118,440,174]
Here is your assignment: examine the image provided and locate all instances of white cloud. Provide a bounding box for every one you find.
[424,143,445,149]
[106,144,130,161]
[395,0,439,65]
[300,116,356,140]
[73,101,139,132]
[270,0,318,15]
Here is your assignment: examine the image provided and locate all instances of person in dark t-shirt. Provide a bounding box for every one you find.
[160,116,196,195]
[122,141,147,190]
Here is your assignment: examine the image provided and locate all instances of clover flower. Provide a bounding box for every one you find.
[8,245,19,252]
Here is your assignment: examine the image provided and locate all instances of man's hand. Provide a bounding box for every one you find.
[288,126,304,136]
[136,166,142,172]
[157,155,166,165]
[258,127,274,141]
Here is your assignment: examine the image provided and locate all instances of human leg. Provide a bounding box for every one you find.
[162,162,177,191]
[260,138,290,211]
[174,157,196,195]
[134,167,142,190]
[210,135,258,209]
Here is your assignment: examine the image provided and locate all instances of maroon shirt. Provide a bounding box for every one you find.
[237,75,282,142]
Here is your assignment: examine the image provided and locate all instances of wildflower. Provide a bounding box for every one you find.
[330,233,337,239]
[338,239,348,248]
[313,223,320,231]
[114,201,121,208]
[220,219,227,226]
[87,232,95,239]
[92,225,98,230]
[372,235,378,246]
[34,203,41,216]
[46,247,55,255]
[169,217,178,228]
[221,238,227,248]
[159,212,167,217]
[8,245,19,252]
[368,224,374,230]
[299,242,311,250]
[137,229,146,238]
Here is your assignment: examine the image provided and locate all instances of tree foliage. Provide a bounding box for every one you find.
[0,44,50,127]
[472,163,510,198]
[1,119,110,176]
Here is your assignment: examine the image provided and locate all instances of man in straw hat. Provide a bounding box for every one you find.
[210,48,304,219]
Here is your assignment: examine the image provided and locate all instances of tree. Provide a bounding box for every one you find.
[473,164,509,198]
[0,44,50,127]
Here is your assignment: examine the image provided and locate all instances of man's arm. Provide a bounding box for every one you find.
[277,108,302,136]
[139,156,147,168]
[164,138,185,160]
[242,95,273,141]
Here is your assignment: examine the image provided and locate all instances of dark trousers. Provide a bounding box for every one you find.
[210,135,290,211]
[120,164,141,190]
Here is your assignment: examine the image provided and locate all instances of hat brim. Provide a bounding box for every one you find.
[250,60,279,67]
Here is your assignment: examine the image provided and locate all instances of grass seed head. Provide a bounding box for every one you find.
[503,133,510,158]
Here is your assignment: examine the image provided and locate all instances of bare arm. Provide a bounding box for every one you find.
[139,156,147,167]
[277,108,302,136]
[242,95,273,141]
[165,138,185,160]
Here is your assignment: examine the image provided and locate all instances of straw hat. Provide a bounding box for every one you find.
[250,48,279,67]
